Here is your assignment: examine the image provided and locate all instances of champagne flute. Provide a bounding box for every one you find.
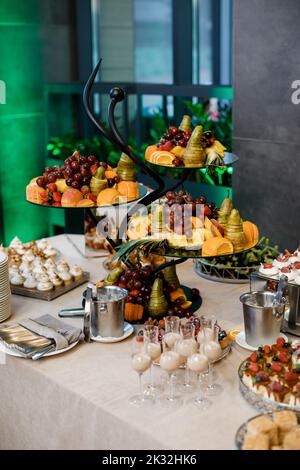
[143,324,161,394]
[159,338,182,408]
[176,322,197,392]
[200,316,223,397]
[187,353,212,410]
[163,315,181,351]
[130,336,153,406]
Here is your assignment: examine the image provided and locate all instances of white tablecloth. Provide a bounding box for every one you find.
[0,235,268,449]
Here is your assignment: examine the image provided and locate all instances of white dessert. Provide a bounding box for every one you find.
[132,352,152,373]
[273,257,291,269]
[201,340,222,361]
[50,275,63,288]
[9,267,19,280]
[160,351,180,373]
[176,338,198,358]
[70,265,83,280]
[294,275,300,286]
[10,273,24,286]
[44,258,56,270]
[36,238,48,251]
[19,260,31,274]
[56,260,70,273]
[33,266,47,276]
[9,236,22,249]
[43,246,57,258]
[163,332,181,350]
[24,275,37,289]
[259,263,279,277]
[22,250,35,263]
[187,353,208,373]
[146,342,161,361]
[58,271,72,284]
[37,280,53,292]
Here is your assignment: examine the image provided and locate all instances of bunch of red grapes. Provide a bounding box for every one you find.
[158,126,192,150]
[36,153,120,194]
[162,190,218,237]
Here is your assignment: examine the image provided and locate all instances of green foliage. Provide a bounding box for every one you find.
[184,100,232,152]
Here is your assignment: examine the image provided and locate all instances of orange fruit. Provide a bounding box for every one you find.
[150,150,174,166]
[181,300,192,309]
[202,237,234,257]
[228,329,240,342]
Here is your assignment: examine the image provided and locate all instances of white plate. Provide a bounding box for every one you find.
[91,321,134,343]
[0,252,8,264]
[236,331,288,351]
[0,339,79,358]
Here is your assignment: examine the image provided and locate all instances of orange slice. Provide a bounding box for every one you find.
[228,329,240,342]
[171,146,185,157]
[181,300,192,309]
[150,150,174,166]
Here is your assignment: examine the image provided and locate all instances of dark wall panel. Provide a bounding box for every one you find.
[233,0,300,249]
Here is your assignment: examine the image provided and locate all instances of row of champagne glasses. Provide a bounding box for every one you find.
[130,315,223,408]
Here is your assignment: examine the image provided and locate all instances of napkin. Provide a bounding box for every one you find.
[0,315,83,358]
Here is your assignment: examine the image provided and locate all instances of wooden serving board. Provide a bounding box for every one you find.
[10,271,90,301]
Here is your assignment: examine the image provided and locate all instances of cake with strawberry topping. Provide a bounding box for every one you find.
[258,246,300,285]
[241,337,300,407]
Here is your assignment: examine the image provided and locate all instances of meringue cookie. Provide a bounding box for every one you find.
[44,258,56,270]
[32,256,43,267]
[19,260,31,273]
[9,267,19,279]
[58,271,73,285]
[24,275,37,289]
[10,273,24,286]
[43,246,57,258]
[9,236,22,249]
[51,275,63,288]
[56,260,70,273]
[70,265,83,281]
[37,280,53,292]
[36,238,49,251]
[259,263,279,277]
[36,274,51,283]
[33,266,47,276]
[22,250,35,263]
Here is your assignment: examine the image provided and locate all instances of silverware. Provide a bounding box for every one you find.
[59,307,84,318]
[31,345,56,361]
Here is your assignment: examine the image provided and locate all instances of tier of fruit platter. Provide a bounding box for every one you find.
[145,114,237,168]
[258,245,300,286]
[124,191,259,259]
[98,251,202,323]
[26,150,146,208]
[195,237,279,283]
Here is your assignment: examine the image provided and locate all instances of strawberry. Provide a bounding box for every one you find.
[263,263,273,269]
[264,345,271,354]
[276,337,285,348]
[204,205,212,217]
[285,371,298,381]
[278,352,289,363]
[52,191,61,202]
[47,183,57,193]
[130,290,140,297]
[249,363,259,373]
[281,267,291,273]
[160,141,174,152]
[118,283,127,289]
[270,381,283,392]
[87,193,97,203]
[294,261,300,269]
[40,190,49,202]
[271,362,282,372]
[250,352,258,363]
[136,336,143,343]
[90,163,99,176]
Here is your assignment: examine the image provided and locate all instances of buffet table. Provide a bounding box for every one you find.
[0,234,261,450]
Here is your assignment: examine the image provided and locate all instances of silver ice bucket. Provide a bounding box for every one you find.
[240,291,286,347]
[85,285,128,339]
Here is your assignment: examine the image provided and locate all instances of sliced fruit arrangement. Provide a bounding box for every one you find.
[145,115,226,168]
[142,315,231,350]
[26,150,140,207]
[125,191,259,256]
[96,257,201,323]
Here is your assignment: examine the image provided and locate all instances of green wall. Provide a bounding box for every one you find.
[0,0,48,245]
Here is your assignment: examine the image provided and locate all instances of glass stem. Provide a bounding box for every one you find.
[197,373,204,401]
[139,373,143,400]
[169,373,175,401]
[208,362,213,388]
[150,364,153,388]
[185,365,189,386]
